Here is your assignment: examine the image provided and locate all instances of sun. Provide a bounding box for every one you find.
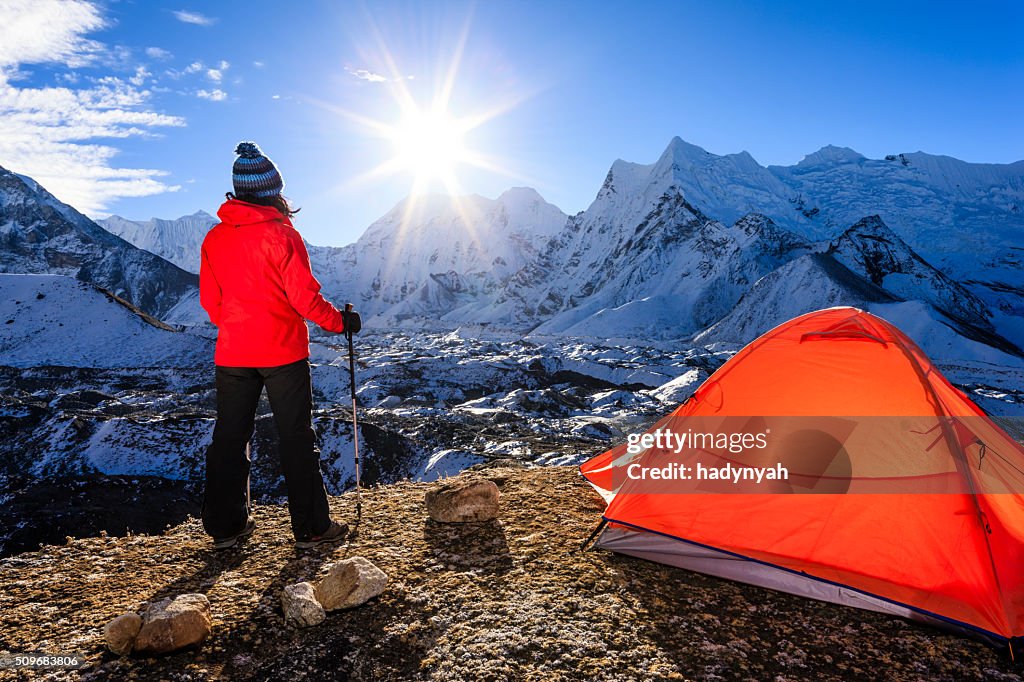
[314,10,538,225]
[389,107,470,186]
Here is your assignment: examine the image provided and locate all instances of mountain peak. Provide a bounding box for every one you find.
[840,214,896,239]
[495,186,547,206]
[796,145,866,168]
[662,136,713,161]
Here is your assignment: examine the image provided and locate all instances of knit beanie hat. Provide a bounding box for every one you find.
[232,141,284,198]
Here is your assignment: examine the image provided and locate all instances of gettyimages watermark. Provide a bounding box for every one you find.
[605,415,1024,495]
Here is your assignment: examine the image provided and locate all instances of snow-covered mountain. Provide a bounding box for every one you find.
[457,140,1019,354]
[99,211,217,274]
[767,146,1024,341]
[694,253,1022,364]
[42,136,1022,356]
[505,197,811,340]
[0,166,197,318]
[103,137,1021,353]
[825,215,992,329]
[309,187,567,322]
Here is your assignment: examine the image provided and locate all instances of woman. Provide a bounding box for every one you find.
[199,141,360,550]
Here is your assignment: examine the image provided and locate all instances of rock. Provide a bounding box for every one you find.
[425,477,500,523]
[281,582,326,628]
[103,612,142,656]
[315,557,388,611]
[133,593,212,655]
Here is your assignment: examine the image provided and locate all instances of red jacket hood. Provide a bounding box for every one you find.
[216,199,290,227]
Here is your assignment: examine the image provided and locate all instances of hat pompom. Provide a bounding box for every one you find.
[235,141,263,159]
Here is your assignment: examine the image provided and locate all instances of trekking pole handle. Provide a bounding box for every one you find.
[343,302,355,342]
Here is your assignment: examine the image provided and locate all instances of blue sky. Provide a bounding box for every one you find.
[1,0,1021,246]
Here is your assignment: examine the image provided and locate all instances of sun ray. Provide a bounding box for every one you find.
[435,9,474,113]
[460,151,544,187]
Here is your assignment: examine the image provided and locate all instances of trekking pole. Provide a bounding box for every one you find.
[344,303,362,520]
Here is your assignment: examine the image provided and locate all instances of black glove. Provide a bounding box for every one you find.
[341,309,361,335]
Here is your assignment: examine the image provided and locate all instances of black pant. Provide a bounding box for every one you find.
[202,358,331,541]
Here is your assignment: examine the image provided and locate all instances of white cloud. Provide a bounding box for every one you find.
[0,0,105,71]
[271,94,280,100]
[345,66,387,83]
[0,1,186,212]
[172,10,216,26]
[184,61,203,74]
[217,60,230,70]
[145,47,172,60]
[128,66,150,87]
[0,78,186,213]
[196,88,227,101]
[253,61,265,68]
[206,68,222,83]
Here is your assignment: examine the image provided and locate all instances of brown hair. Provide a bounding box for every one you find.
[226,192,301,219]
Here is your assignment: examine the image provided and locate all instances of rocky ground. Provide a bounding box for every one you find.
[1,465,1020,682]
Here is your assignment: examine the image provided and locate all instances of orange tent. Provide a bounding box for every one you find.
[581,307,1024,651]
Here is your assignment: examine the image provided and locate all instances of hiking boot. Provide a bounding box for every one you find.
[295,520,349,550]
[212,516,256,550]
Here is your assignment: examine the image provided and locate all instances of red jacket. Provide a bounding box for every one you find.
[200,199,344,367]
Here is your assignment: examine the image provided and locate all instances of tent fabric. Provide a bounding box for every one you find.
[580,307,1024,645]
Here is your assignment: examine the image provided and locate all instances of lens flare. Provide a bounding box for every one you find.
[389,107,470,188]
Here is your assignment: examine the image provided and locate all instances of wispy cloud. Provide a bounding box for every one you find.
[0,0,185,213]
[172,10,216,27]
[253,61,265,68]
[345,66,388,83]
[196,88,227,101]
[145,47,172,60]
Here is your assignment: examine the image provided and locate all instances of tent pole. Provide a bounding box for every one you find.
[579,518,608,552]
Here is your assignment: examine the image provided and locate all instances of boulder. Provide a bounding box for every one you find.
[425,477,500,523]
[315,557,388,611]
[281,582,326,628]
[103,612,142,656]
[133,593,212,655]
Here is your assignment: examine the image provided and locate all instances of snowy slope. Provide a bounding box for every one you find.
[0,166,197,318]
[693,254,1022,368]
[522,208,811,339]
[0,274,211,368]
[99,211,216,273]
[693,253,895,346]
[825,215,993,329]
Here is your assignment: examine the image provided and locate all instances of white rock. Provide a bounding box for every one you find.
[281,582,326,628]
[315,557,388,611]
